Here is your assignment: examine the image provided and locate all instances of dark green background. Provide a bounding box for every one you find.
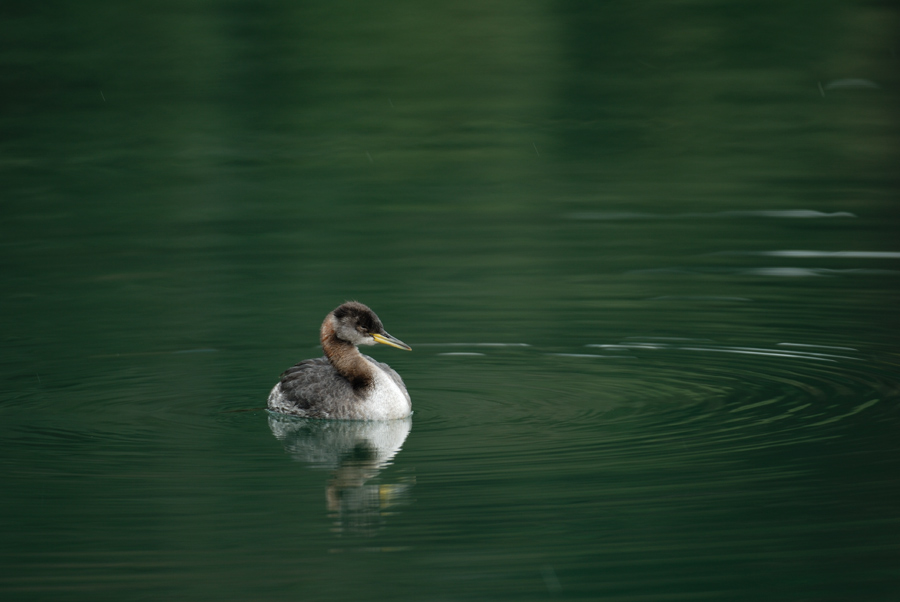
[2,1,898,600]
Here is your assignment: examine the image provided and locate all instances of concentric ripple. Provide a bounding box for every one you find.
[418,339,899,461]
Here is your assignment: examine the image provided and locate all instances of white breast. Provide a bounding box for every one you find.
[359,362,412,420]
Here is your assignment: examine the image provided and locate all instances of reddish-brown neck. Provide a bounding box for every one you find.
[320,316,373,389]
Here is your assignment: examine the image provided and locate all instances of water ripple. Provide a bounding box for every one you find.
[724,250,900,259]
[566,209,856,220]
[418,339,899,461]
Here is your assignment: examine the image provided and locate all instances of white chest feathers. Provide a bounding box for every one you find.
[359,361,412,420]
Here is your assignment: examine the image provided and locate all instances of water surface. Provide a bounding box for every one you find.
[2,1,899,600]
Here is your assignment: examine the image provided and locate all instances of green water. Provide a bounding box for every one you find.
[2,1,899,600]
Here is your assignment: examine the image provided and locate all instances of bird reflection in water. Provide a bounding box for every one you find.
[268,413,414,535]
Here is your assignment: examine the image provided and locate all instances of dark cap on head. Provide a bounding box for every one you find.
[332,301,383,334]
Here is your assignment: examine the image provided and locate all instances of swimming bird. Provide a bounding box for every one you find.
[267,302,412,420]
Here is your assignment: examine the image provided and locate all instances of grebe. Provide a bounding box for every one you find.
[267,302,412,420]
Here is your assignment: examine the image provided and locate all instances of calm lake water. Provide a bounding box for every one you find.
[2,1,899,600]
